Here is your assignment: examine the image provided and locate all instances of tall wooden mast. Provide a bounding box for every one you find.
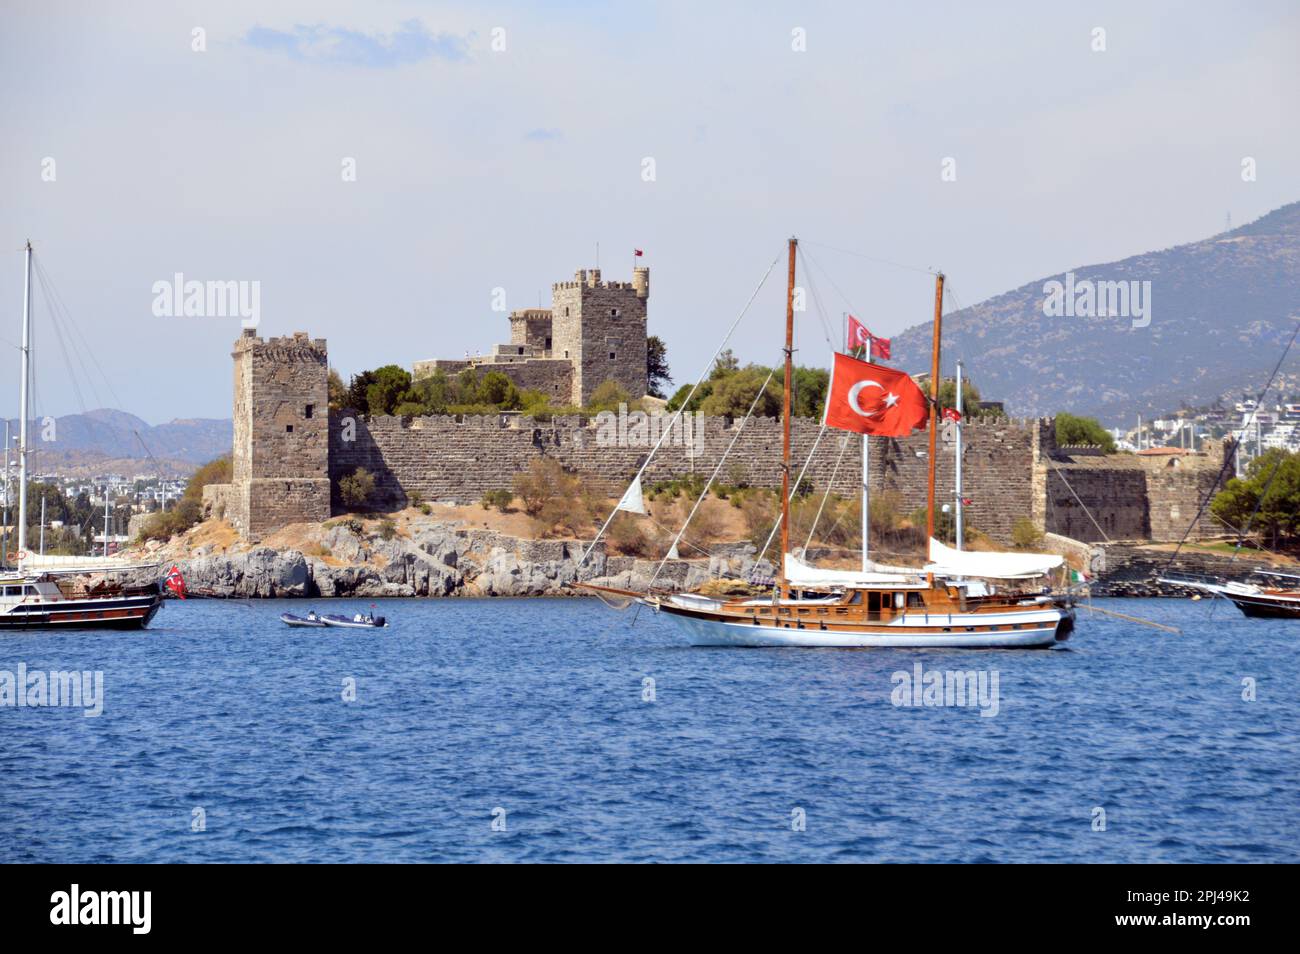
[779,237,797,597]
[925,271,944,544]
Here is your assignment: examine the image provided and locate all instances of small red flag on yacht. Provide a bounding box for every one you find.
[870,336,892,360]
[847,315,871,350]
[164,565,187,599]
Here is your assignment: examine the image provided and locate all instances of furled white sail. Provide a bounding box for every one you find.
[783,540,1063,588]
[615,476,648,515]
[783,553,923,588]
[925,538,1062,579]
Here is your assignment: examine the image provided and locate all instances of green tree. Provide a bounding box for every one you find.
[1211,449,1300,547]
[647,335,672,398]
[479,370,523,409]
[666,381,712,413]
[327,368,348,411]
[456,367,482,404]
[711,348,740,378]
[791,366,829,418]
[935,377,981,414]
[364,365,413,416]
[587,379,631,412]
[699,366,782,417]
[345,370,377,414]
[1055,412,1117,453]
[404,370,453,414]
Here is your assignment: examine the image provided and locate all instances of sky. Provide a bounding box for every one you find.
[2,0,1298,423]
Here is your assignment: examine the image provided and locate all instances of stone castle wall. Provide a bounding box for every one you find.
[328,411,1045,544]
[1042,443,1230,543]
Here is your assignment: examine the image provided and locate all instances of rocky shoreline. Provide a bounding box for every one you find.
[116,518,1295,601]
[125,523,768,600]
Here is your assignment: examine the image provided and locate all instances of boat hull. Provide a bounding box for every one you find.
[660,604,1065,648]
[1230,596,1300,619]
[0,592,163,630]
[320,615,388,629]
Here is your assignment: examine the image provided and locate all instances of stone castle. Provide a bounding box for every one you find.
[412,265,650,406]
[209,327,1231,550]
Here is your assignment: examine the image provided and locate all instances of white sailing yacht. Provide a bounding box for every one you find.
[1,241,164,630]
[580,238,1075,648]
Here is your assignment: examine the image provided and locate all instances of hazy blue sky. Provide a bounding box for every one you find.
[3,0,1297,421]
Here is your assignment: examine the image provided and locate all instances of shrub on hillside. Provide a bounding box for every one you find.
[607,513,651,556]
[480,489,514,512]
[338,467,376,509]
[1012,516,1045,550]
[513,458,567,517]
[136,455,231,543]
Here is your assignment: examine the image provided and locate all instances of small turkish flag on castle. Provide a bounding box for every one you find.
[823,352,928,437]
[634,248,644,257]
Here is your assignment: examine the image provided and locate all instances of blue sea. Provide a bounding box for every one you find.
[1,597,1296,863]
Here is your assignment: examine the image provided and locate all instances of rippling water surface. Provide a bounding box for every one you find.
[1,597,1296,863]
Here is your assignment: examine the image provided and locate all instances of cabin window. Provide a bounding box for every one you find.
[847,592,862,605]
[907,592,924,608]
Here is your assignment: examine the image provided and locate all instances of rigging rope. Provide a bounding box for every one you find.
[644,363,780,592]
[754,423,829,570]
[803,432,852,553]
[1160,318,1300,575]
[576,250,783,570]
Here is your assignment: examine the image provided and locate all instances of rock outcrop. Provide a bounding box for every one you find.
[135,522,772,600]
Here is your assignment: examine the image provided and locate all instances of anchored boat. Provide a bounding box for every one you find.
[1,241,164,631]
[579,238,1074,648]
[1159,571,1300,619]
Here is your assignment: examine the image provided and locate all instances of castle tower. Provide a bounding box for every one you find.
[550,266,649,405]
[230,329,331,540]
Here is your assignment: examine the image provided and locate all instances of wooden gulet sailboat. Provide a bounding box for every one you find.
[580,237,1075,648]
[0,240,164,631]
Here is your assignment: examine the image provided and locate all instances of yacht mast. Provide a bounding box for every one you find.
[779,237,797,598]
[925,271,944,543]
[954,358,964,550]
[16,239,32,567]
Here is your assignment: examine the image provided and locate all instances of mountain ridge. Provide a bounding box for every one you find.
[892,201,1300,424]
[1,409,231,468]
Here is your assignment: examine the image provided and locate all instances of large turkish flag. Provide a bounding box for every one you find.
[822,351,929,437]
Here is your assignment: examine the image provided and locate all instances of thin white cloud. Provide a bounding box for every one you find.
[244,19,470,68]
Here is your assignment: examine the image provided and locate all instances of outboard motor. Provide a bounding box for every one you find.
[373,616,386,628]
